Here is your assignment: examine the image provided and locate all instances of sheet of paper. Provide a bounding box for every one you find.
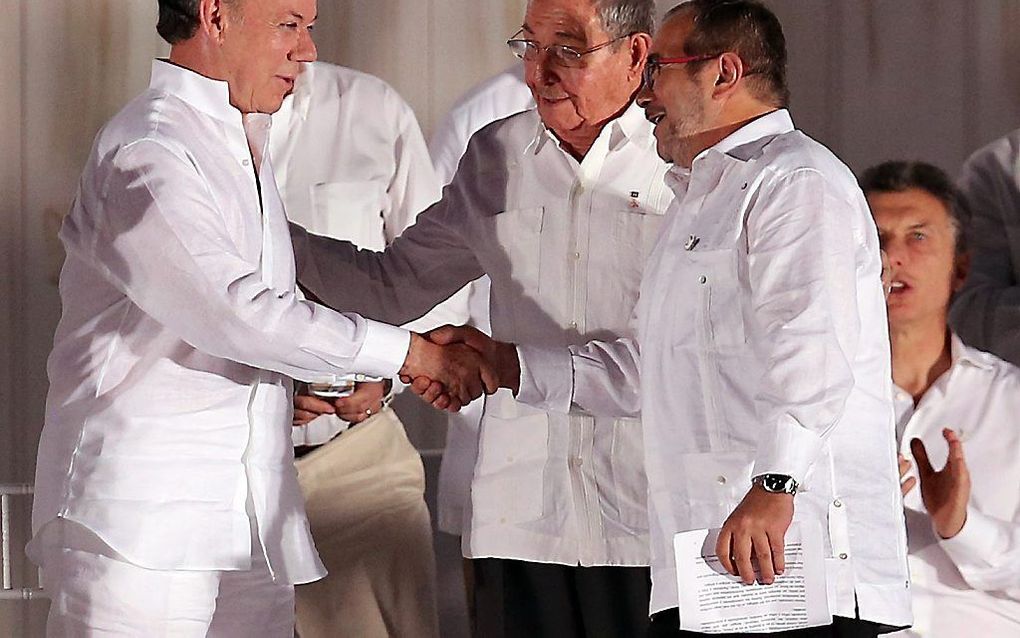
[674,521,832,634]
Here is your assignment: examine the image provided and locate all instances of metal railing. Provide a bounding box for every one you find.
[0,483,44,601]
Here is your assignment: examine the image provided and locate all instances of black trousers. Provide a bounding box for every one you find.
[647,608,894,638]
[472,558,651,638]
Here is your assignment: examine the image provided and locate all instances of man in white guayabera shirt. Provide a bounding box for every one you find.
[27,0,493,634]
[858,160,1020,637]
[414,2,913,637]
[289,0,671,634]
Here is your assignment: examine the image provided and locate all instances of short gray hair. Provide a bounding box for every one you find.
[595,0,656,38]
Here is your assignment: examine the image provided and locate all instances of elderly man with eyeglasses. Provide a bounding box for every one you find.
[289,0,668,635]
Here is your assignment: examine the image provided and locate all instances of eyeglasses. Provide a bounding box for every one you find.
[642,53,721,90]
[507,30,633,68]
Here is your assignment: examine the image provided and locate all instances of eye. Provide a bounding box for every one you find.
[307,24,315,32]
[280,22,298,29]
[911,231,926,241]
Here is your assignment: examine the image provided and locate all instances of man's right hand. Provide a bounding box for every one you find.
[293,394,336,426]
[398,332,500,410]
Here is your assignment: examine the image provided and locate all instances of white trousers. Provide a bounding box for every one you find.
[38,519,294,637]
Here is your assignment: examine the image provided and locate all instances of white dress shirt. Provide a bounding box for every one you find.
[517,110,913,624]
[30,60,410,584]
[292,103,673,566]
[949,128,1020,366]
[428,65,534,186]
[427,65,534,535]
[889,334,1020,637]
[270,61,466,446]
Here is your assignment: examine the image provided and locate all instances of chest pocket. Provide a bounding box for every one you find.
[689,248,746,351]
[492,206,544,294]
[309,181,387,250]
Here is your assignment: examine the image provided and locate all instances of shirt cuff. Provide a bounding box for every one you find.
[515,344,573,414]
[351,319,411,378]
[938,506,997,568]
[751,414,825,486]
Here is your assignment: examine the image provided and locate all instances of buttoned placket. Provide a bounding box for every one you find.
[566,131,615,561]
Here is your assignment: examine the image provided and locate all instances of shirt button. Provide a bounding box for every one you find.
[839,553,848,560]
[569,321,578,329]
[507,456,514,463]
[573,252,581,260]
[569,457,583,468]
[699,275,708,284]
[242,159,250,166]
[716,475,727,485]
[833,499,842,508]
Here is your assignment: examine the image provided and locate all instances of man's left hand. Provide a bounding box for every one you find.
[717,484,794,585]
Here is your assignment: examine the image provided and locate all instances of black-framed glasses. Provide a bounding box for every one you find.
[507,30,633,68]
[642,52,721,90]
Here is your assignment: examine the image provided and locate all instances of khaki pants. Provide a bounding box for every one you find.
[294,407,440,638]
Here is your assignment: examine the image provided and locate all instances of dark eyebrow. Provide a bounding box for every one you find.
[288,11,317,22]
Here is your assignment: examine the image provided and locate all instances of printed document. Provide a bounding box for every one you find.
[673,521,831,633]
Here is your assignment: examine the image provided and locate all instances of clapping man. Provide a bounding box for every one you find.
[862,161,1020,637]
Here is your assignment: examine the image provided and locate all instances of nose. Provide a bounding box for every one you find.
[527,55,558,88]
[883,238,907,268]
[294,26,317,63]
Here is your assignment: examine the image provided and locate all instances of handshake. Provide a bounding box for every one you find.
[398,325,520,412]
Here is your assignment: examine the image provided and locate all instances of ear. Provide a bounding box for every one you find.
[952,251,970,292]
[711,51,744,99]
[198,0,229,43]
[626,33,653,82]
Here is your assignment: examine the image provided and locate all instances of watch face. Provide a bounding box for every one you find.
[758,474,797,494]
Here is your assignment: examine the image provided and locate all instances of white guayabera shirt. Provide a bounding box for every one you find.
[890,334,1020,638]
[426,64,534,536]
[517,110,914,625]
[292,103,672,566]
[30,60,410,584]
[270,61,467,446]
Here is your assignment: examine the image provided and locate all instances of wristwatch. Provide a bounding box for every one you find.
[752,473,798,495]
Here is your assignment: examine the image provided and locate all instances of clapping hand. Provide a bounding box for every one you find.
[901,428,971,539]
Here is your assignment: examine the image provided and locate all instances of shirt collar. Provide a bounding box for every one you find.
[526,100,647,156]
[949,332,995,372]
[149,59,243,128]
[663,109,795,196]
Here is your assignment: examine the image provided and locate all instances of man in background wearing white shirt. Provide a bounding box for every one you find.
[28,0,492,634]
[291,0,669,634]
[270,60,467,638]
[421,2,913,635]
[427,63,534,628]
[860,161,1020,637]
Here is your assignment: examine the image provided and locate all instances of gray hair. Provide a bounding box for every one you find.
[595,0,656,38]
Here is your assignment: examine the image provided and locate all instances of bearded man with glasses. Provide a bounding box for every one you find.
[289,0,668,635]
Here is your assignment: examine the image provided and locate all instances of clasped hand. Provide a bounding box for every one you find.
[399,325,520,412]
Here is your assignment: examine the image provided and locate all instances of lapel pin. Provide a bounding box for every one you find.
[685,235,700,251]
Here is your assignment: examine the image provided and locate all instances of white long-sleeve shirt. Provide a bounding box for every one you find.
[426,64,534,535]
[30,60,410,584]
[270,61,467,445]
[889,334,1020,637]
[949,129,1020,365]
[517,110,913,625]
[292,103,672,566]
